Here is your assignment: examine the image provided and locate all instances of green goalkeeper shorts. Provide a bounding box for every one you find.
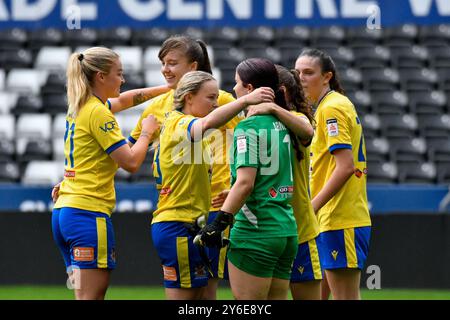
[227,236,298,279]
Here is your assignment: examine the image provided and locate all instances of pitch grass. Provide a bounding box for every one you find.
[0,286,449,300]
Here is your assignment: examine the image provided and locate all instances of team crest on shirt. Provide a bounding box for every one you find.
[326,118,339,137]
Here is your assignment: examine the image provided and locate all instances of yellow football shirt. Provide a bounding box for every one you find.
[54,96,127,215]
[129,89,241,212]
[310,91,371,232]
[151,110,213,224]
[291,112,320,244]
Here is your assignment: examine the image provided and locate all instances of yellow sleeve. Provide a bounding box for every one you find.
[89,106,126,154]
[320,105,352,153]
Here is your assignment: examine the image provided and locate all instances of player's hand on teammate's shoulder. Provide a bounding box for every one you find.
[243,87,275,106]
[246,102,277,117]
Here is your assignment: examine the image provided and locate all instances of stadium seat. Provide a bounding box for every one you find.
[17,139,52,163]
[346,26,382,48]
[52,113,68,139]
[131,27,171,47]
[365,137,390,162]
[274,26,310,49]
[41,71,66,95]
[240,26,275,49]
[121,72,145,92]
[347,90,371,115]
[427,137,450,163]
[367,160,398,184]
[383,24,418,48]
[408,90,447,115]
[0,114,15,141]
[317,46,353,70]
[436,160,450,184]
[112,46,143,73]
[244,47,282,64]
[42,93,68,115]
[22,160,63,186]
[52,138,65,162]
[371,90,409,115]
[143,46,162,71]
[12,94,43,115]
[115,113,140,139]
[0,28,28,51]
[389,137,427,163]
[362,67,400,91]
[391,46,429,69]
[213,47,245,70]
[418,114,450,139]
[17,114,52,140]
[418,24,450,48]
[0,49,33,71]
[145,70,166,87]
[0,161,20,182]
[0,140,15,162]
[398,161,437,184]
[28,28,63,51]
[97,27,132,47]
[63,28,98,48]
[175,27,206,41]
[0,92,19,114]
[380,114,418,138]
[353,45,391,69]
[35,46,71,71]
[398,67,438,93]
[428,46,450,69]
[6,69,48,95]
[280,47,305,69]
[311,26,345,47]
[207,27,240,49]
[361,113,381,139]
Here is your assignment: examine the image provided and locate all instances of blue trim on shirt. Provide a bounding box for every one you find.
[187,118,198,141]
[128,136,137,145]
[107,100,112,110]
[329,143,352,153]
[106,139,127,154]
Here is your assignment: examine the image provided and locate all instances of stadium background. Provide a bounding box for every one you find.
[0,0,449,298]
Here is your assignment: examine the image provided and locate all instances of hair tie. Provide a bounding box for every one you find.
[78,53,84,62]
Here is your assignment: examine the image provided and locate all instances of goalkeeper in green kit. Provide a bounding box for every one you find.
[196,58,303,300]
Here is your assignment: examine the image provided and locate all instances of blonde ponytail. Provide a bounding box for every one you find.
[66,47,119,118]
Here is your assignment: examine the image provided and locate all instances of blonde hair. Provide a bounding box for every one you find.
[173,71,216,110]
[66,47,119,118]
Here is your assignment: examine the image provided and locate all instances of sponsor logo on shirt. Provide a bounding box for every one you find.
[64,170,75,178]
[237,135,247,154]
[269,187,278,198]
[100,121,116,132]
[160,186,172,195]
[278,185,294,194]
[326,118,339,137]
[331,250,339,261]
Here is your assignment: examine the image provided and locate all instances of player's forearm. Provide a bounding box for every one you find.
[125,132,153,172]
[201,96,248,132]
[221,180,254,214]
[311,163,354,213]
[109,85,169,113]
[272,105,314,140]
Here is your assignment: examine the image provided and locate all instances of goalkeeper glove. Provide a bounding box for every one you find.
[194,210,234,248]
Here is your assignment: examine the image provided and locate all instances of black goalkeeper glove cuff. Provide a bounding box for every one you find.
[211,210,234,231]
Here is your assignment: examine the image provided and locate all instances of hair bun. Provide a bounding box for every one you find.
[78,53,84,62]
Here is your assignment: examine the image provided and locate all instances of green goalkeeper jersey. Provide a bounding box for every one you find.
[229,115,298,239]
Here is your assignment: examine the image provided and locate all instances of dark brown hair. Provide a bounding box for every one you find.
[298,48,345,94]
[236,58,302,161]
[158,35,212,74]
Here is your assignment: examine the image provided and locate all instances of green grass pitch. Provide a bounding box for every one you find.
[0,286,449,300]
